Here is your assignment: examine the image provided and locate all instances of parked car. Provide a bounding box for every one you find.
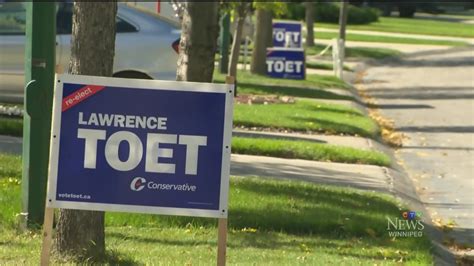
[0,2,181,102]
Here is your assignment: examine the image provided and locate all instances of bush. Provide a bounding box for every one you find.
[347,5,379,24]
[282,2,379,25]
[283,2,305,20]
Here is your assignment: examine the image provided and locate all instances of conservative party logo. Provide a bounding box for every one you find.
[130,177,146,191]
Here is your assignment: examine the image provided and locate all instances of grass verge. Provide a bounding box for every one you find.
[0,154,432,264]
[314,31,468,46]
[234,99,379,138]
[214,70,351,90]
[306,44,401,59]
[232,136,390,166]
[315,17,474,38]
[0,117,22,137]
[306,61,353,72]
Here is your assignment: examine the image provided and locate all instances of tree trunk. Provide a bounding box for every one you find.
[55,2,117,259]
[338,1,349,42]
[250,9,272,75]
[176,2,219,82]
[228,3,249,78]
[305,2,315,47]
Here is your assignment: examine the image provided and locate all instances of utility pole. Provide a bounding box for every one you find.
[335,1,348,79]
[21,2,56,227]
[219,13,230,74]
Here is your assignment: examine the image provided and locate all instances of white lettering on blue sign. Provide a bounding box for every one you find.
[77,112,207,175]
[266,60,303,73]
[274,29,300,43]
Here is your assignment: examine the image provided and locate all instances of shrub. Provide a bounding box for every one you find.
[283,2,305,20]
[347,5,379,24]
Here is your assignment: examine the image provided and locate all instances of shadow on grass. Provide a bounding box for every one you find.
[105,230,415,262]
[237,82,353,101]
[108,179,397,238]
[105,178,432,263]
[291,116,376,138]
[55,249,141,266]
[302,104,365,117]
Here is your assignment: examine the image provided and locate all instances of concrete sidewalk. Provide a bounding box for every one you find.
[231,154,395,193]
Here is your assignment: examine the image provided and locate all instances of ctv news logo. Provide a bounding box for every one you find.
[387,211,424,237]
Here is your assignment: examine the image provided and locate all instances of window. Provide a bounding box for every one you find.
[0,2,26,35]
[1,3,138,35]
[116,17,138,33]
[56,2,73,34]
[56,4,138,34]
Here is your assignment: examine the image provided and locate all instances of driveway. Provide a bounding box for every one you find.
[362,46,474,246]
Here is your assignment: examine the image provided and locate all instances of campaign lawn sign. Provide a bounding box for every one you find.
[266,47,305,80]
[41,74,234,265]
[272,20,302,48]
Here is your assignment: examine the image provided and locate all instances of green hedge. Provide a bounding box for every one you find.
[282,2,379,25]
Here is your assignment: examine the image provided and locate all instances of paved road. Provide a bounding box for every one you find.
[362,46,474,246]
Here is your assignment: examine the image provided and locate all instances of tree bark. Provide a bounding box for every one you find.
[250,8,272,75]
[55,2,117,259]
[176,2,219,82]
[338,1,349,42]
[228,3,249,78]
[305,2,315,47]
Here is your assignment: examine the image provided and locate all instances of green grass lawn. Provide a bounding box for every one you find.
[0,153,433,264]
[214,70,351,90]
[232,136,390,166]
[306,61,353,72]
[313,31,468,46]
[315,16,474,38]
[0,117,22,137]
[306,44,401,59]
[214,70,354,101]
[234,99,379,138]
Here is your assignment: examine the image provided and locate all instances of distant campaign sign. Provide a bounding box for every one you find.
[273,20,302,48]
[267,48,305,80]
[46,74,234,218]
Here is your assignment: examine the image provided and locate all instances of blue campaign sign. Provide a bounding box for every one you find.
[273,20,302,48]
[46,74,234,218]
[267,47,305,80]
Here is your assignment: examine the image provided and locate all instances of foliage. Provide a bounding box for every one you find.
[282,2,379,25]
[253,2,287,17]
[280,2,305,20]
